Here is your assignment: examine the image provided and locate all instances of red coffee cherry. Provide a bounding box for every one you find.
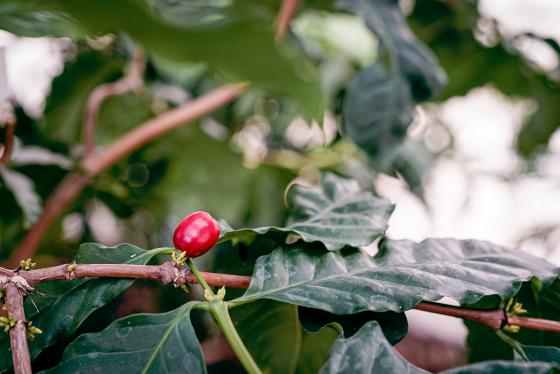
[173,211,220,258]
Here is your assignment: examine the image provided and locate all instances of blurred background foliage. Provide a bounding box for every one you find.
[1,0,560,371]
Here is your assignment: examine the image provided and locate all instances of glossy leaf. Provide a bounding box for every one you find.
[43,302,205,374]
[13,0,323,119]
[0,243,172,373]
[220,173,394,250]
[0,166,42,227]
[296,323,340,374]
[320,321,559,374]
[233,238,559,314]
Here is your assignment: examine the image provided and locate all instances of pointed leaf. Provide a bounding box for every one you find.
[320,321,559,374]
[220,173,394,251]
[0,243,173,372]
[233,239,558,314]
[43,302,205,373]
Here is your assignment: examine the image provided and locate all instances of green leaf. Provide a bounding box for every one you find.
[298,307,407,345]
[0,243,172,373]
[339,0,445,170]
[232,300,302,374]
[43,302,205,374]
[0,2,84,37]
[319,321,423,373]
[521,345,560,363]
[220,173,394,251]
[341,64,414,171]
[296,323,340,374]
[467,279,560,362]
[14,0,323,119]
[320,321,559,374]
[233,238,558,314]
[0,166,42,227]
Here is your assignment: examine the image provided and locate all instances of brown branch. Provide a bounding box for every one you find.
[4,283,32,374]
[5,262,560,334]
[1,115,15,166]
[276,0,301,40]
[6,83,248,267]
[20,262,251,289]
[83,49,145,157]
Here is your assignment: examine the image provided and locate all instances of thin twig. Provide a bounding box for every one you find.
[82,48,146,157]
[1,115,15,166]
[7,83,248,267]
[4,262,560,334]
[276,0,301,40]
[4,283,32,374]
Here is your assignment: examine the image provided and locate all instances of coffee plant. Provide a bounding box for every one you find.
[1,1,560,373]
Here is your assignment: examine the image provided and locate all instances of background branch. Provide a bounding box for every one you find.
[6,83,247,267]
[82,48,145,157]
[276,0,301,39]
[0,115,15,166]
[4,283,32,374]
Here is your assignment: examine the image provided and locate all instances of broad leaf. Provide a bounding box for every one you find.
[12,0,323,119]
[296,323,340,374]
[339,0,445,171]
[341,64,413,171]
[520,345,560,363]
[0,243,172,373]
[43,302,205,374]
[0,166,42,227]
[233,238,559,314]
[232,300,302,374]
[320,321,559,374]
[220,173,394,251]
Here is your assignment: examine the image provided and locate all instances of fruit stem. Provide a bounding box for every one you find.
[496,330,529,361]
[186,258,214,296]
[210,301,262,374]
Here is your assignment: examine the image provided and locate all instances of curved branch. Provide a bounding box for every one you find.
[7,83,248,267]
[82,48,145,157]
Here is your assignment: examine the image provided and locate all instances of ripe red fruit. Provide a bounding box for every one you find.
[173,211,220,257]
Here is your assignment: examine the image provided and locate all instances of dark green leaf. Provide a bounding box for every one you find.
[341,64,413,171]
[320,321,559,374]
[298,307,407,345]
[340,0,445,170]
[521,345,560,363]
[467,279,560,362]
[0,243,172,373]
[220,173,394,250]
[233,238,558,314]
[0,166,42,227]
[43,302,205,374]
[0,2,83,37]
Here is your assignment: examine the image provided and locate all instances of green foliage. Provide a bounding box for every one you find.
[1,0,560,372]
[44,302,205,374]
[220,173,394,250]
